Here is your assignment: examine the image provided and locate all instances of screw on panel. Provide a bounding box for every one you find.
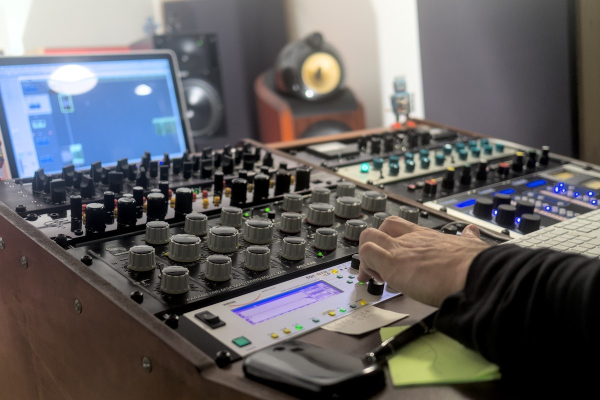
[0,237,4,250]
[142,356,152,373]
[21,256,28,269]
[74,299,82,314]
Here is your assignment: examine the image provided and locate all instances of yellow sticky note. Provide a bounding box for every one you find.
[380,326,501,387]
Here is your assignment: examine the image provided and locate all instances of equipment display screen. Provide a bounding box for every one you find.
[232,281,342,325]
[549,171,574,181]
[0,57,187,177]
[582,179,600,190]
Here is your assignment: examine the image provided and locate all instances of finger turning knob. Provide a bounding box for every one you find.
[398,205,419,224]
[373,212,391,229]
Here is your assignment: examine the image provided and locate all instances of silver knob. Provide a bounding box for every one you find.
[398,205,419,224]
[184,212,208,236]
[221,206,243,228]
[361,191,387,212]
[280,212,303,234]
[344,219,367,241]
[145,221,171,244]
[373,212,391,229]
[307,203,335,226]
[168,234,202,262]
[282,193,303,212]
[314,228,338,251]
[160,266,190,294]
[244,219,274,244]
[128,245,156,272]
[207,226,238,253]
[245,246,271,271]
[336,181,356,197]
[205,255,232,282]
[311,188,331,203]
[335,196,362,219]
[281,237,306,260]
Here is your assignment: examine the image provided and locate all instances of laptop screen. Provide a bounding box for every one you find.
[0,54,190,178]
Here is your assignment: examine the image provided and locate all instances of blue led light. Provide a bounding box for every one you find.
[516,217,521,224]
[574,192,580,198]
[558,183,565,187]
[554,187,560,193]
[456,199,477,208]
[589,191,595,197]
[592,200,598,206]
[498,188,516,195]
[159,161,163,165]
[561,189,567,193]
[526,179,547,188]
[545,206,552,211]
[493,209,498,216]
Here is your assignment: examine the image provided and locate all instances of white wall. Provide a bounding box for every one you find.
[285,0,424,128]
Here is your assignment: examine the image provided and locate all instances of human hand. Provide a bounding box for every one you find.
[357,216,490,307]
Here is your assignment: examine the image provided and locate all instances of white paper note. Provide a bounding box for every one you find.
[321,305,409,335]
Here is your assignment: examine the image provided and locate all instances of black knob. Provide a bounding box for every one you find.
[159,181,169,200]
[527,149,538,170]
[460,164,472,186]
[43,173,51,194]
[441,224,459,235]
[223,144,232,156]
[473,198,493,220]
[150,161,159,178]
[512,152,524,173]
[350,254,360,271]
[174,187,193,215]
[73,171,83,189]
[135,167,149,189]
[496,204,516,227]
[108,172,123,193]
[201,159,213,179]
[423,179,437,197]
[141,152,151,170]
[243,152,255,171]
[540,146,550,166]
[79,175,95,198]
[370,137,382,154]
[213,171,224,193]
[127,164,137,181]
[62,165,75,187]
[183,161,193,179]
[162,153,171,167]
[231,178,248,204]
[192,155,201,172]
[133,186,144,207]
[295,167,311,191]
[32,168,46,192]
[357,136,367,150]
[91,161,103,182]
[159,165,169,181]
[222,154,234,175]
[85,203,106,233]
[146,192,166,221]
[202,147,213,159]
[235,148,243,165]
[420,131,432,145]
[70,195,83,220]
[213,152,222,168]
[246,171,256,184]
[54,233,70,249]
[383,135,395,153]
[238,170,248,179]
[101,167,110,185]
[262,152,273,167]
[103,191,115,212]
[116,158,129,173]
[117,197,137,227]
[367,278,384,296]
[407,131,419,148]
[15,205,27,216]
[50,179,66,203]
[492,193,512,209]
[519,213,541,234]
[172,158,183,175]
[497,163,510,177]
[476,161,488,181]
[254,174,270,199]
[442,168,455,191]
[275,170,291,196]
[279,162,288,170]
[515,200,535,217]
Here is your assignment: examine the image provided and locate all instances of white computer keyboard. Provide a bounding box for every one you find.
[506,209,600,258]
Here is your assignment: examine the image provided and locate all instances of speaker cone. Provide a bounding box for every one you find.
[182,78,224,138]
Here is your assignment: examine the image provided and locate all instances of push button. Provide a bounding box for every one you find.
[271,333,279,339]
[232,336,251,347]
[283,328,291,334]
[328,311,336,317]
[195,311,226,329]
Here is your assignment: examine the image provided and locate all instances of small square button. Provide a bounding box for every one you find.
[232,336,251,348]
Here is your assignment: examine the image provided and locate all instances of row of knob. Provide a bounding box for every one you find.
[470,195,541,233]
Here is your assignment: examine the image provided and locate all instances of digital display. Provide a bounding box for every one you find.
[526,179,547,188]
[232,281,342,325]
[497,188,516,195]
[456,199,476,208]
[582,179,600,190]
[549,171,574,180]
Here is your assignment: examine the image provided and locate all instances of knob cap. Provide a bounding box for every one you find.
[496,204,516,227]
[476,160,488,181]
[175,187,193,215]
[423,179,437,197]
[79,175,95,198]
[492,193,512,209]
[213,170,224,193]
[512,151,525,173]
[128,245,156,272]
[519,213,541,234]
[146,192,167,221]
[70,195,83,220]
[473,198,493,220]
[160,266,189,294]
[398,205,419,224]
[185,213,208,236]
[205,255,232,282]
[307,203,335,226]
[282,193,303,212]
[245,246,271,271]
[527,149,538,170]
[373,158,384,170]
[389,163,400,176]
[168,234,201,262]
[497,162,510,177]
[207,226,239,253]
[117,197,137,227]
[103,191,115,212]
[367,279,384,296]
[145,221,171,244]
[370,137,382,154]
[159,181,170,199]
[254,174,269,199]
[85,203,105,233]
[335,196,361,219]
[295,167,311,191]
[280,212,303,234]
[460,164,472,186]
[281,237,306,260]
[311,188,331,203]
[350,254,360,271]
[108,172,123,193]
[275,170,292,196]
[442,168,455,191]
[373,212,390,229]
[220,206,243,228]
[336,182,356,197]
[515,200,535,218]
[133,186,144,207]
[540,146,550,166]
[50,179,67,203]
[361,191,387,212]
[244,219,274,244]
[344,219,367,241]
[231,178,248,204]
[314,228,338,251]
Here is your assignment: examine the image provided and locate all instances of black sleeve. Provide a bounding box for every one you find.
[435,244,600,384]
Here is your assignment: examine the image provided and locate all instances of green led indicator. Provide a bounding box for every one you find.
[360,163,370,173]
[339,308,346,313]
[244,212,250,217]
[358,281,365,285]
[196,39,204,47]
[264,207,271,212]
[295,325,303,330]
[317,252,323,257]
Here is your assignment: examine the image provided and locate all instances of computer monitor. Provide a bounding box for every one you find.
[0,52,193,178]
